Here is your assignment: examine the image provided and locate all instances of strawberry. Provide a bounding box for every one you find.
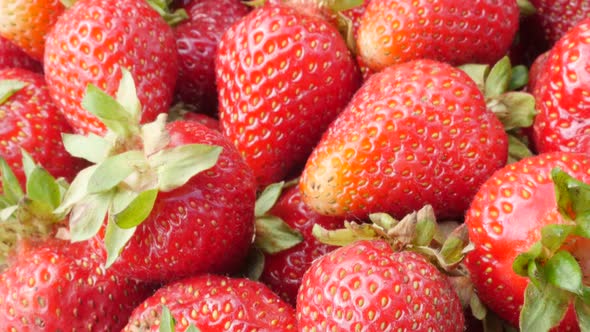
[174,0,249,114]
[0,68,86,188]
[356,0,520,72]
[532,18,590,154]
[0,0,66,61]
[527,51,549,94]
[300,59,508,221]
[0,36,42,72]
[123,274,297,331]
[297,239,465,331]
[43,0,178,136]
[216,3,361,187]
[529,0,590,45]
[464,152,590,330]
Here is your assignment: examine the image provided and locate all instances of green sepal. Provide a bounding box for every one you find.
[545,250,583,295]
[509,65,529,91]
[88,150,146,193]
[254,216,303,254]
[0,80,26,104]
[148,144,222,192]
[159,305,175,332]
[243,246,266,281]
[21,149,36,180]
[0,157,24,205]
[517,0,536,16]
[0,206,18,221]
[470,294,487,320]
[369,212,398,231]
[116,68,141,121]
[552,168,590,222]
[507,134,533,164]
[541,224,576,254]
[26,166,62,211]
[82,83,135,138]
[104,216,137,268]
[336,11,357,55]
[255,182,285,217]
[62,133,112,163]
[490,92,536,131]
[59,0,76,7]
[457,63,489,91]
[330,0,364,12]
[519,283,571,332]
[575,297,590,332]
[55,165,98,215]
[414,205,437,246]
[114,189,158,229]
[186,325,201,332]
[513,241,542,277]
[69,192,112,242]
[312,221,377,246]
[146,0,189,26]
[439,223,470,266]
[141,114,170,156]
[485,56,512,97]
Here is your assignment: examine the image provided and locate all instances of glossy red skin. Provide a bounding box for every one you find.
[0,238,154,331]
[43,0,178,136]
[0,36,42,72]
[464,152,590,330]
[528,51,549,94]
[532,19,590,154]
[0,68,86,187]
[123,274,297,331]
[174,0,249,113]
[356,0,519,72]
[297,240,464,331]
[105,121,257,283]
[530,0,590,44]
[260,186,345,306]
[300,59,508,221]
[216,4,362,188]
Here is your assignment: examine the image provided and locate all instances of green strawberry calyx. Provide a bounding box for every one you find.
[56,68,222,268]
[513,168,590,332]
[0,80,27,105]
[159,305,201,332]
[146,0,188,27]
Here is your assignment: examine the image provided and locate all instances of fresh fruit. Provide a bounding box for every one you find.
[296,239,465,331]
[174,0,249,113]
[216,3,361,187]
[464,152,590,330]
[0,36,42,72]
[532,18,590,154]
[300,59,508,221]
[356,0,520,72]
[44,0,178,136]
[529,0,590,45]
[0,0,66,61]
[123,274,297,331]
[0,68,86,188]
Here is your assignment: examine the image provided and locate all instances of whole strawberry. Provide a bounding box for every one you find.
[532,18,590,154]
[123,274,297,331]
[530,0,590,45]
[44,0,178,136]
[297,239,464,331]
[300,59,508,220]
[174,0,249,113]
[0,36,42,72]
[0,68,86,187]
[216,3,361,187]
[356,0,519,72]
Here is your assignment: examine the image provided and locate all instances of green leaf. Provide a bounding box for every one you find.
[82,84,134,137]
[26,167,62,210]
[330,0,364,12]
[59,0,76,7]
[149,144,222,192]
[146,0,189,26]
[513,241,542,277]
[485,56,512,97]
[103,216,137,268]
[517,0,537,16]
[519,283,571,332]
[552,168,590,222]
[186,325,201,332]
[312,222,377,246]
[62,133,112,163]
[55,165,98,215]
[116,68,141,122]
[255,182,284,217]
[0,80,26,104]
[495,92,537,130]
[0,157,23,205]
[509,65,529,90]
[457,63,490,92]
[469,294,487,320]
[243,246,265,281]
[141,114,170,156]
[255,216,303,254]
[541,224,576,254]
[159,305,175,332]
[114,189,158,229]
[575,297,590,332]
[0,205,18,221]
[545,250,583,294]
[507,134,533,164]
[414,205,437,246]
[440,224,469,265]
[20,149,36,181]
[88,150,146,193]
[69,192,112,242]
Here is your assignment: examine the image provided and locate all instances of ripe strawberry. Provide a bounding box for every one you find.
[527,51,549,94]
[529,0,590,45]
[44,0,178,136]
[464,152,590,330]
[532,18,590,154]
[356,0,520,72]
[216,4,361,187]
[174,0,249,113]
[297,239,464,331]
[0,0,66,61]
[300,59,508,220]
[0,68,86,188]
[123,274,297,331]
[0,36,42,72]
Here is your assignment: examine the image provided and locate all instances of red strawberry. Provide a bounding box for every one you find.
[174,0,249,113]
[123,274,297,331]
[0,68,86,188]
[297,239,465,331]
[527,51,549,94]
[216,4,361,187]
[300,59,508,220]
[44,0,178,136]
[0,36,42,72]
[464,152,590,330]
[532,18,590,154]
[259,185,345,305]
[356,0,520,72]
[0,0,66,61]
[529,0,590,45]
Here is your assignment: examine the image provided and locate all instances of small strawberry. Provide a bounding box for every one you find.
[300,59,508,221]
[356,0,520,72]
[529,0,590,45]
[0,68,86,188]
[216,3,361,187]
[532,18,590,154]
[123,274,297,331]
[44,0,179,136]
[0,36,42,72]
[0,0,66,61]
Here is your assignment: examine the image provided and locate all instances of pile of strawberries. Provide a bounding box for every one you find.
[1,0,590,330]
